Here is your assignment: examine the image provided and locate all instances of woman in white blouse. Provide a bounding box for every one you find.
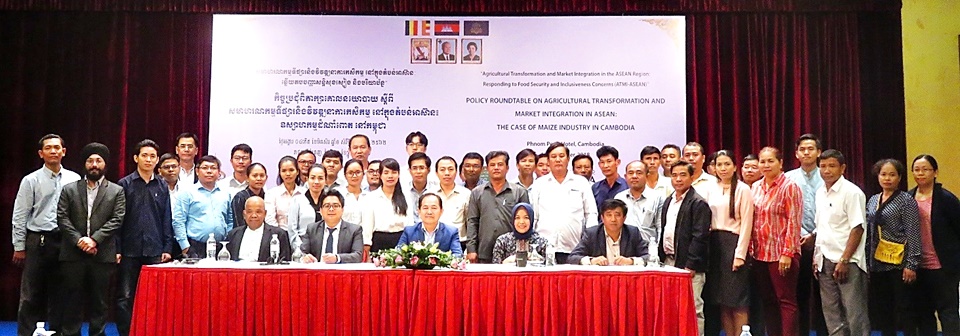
[287,164,326,247]
[336,159,368,224]
[708,150,754,336]
[361,158,413,256]
[264,156,304,230]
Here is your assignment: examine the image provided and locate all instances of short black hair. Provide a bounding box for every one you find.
[198,155,221,169]
[405,131,428,146]
[516,148,537,163]
[418,192,443,209]
[296,149,316,160]
[670,161,694,175]
[596,146,619,160]
[467,42,478,49]
[368,159,382,169]
[159,153,179,164]
[322,149,343,163]
[536,153,548,161]
[38,134,64,150]
[435,156,458,172]
[134,139,160,156]
[462,152,485,166]
[175,132,199,145]
[683,142,705,154]
[349,134,370,148]
[231,143,253,157]
[545,142,569,157]
[661,144,681,153]
[797,133,824,151]
[818,149,845,166]
[872,159,906,178]
[742,154,758,162]
[485,151,510,166]
[343,158,364,175]
[320,187,345,207]
[408,152,431,169]
[640,146,660,159]
[912,154,939,171]
[572,154,593,167]
[600,199,628,216]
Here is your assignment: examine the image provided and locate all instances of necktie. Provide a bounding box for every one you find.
[325,227,336,254]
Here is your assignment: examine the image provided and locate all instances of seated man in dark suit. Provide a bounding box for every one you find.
[397,193,463,257]
[58,142,126,336]
[569,199,648,265]
[226,196,292,262]
[658,160,711,335]
[300,188,363,263]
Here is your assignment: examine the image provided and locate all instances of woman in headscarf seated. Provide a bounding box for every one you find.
[492,202,549,264]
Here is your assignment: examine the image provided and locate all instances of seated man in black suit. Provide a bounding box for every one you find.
[569,199,648,265]
[226,196,291,262]
[300,188,364,263]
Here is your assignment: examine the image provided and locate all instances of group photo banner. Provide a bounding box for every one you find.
[209,15,687,183]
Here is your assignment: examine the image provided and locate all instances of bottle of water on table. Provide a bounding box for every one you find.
[739,325,753,336]
[33,322,54,336]
[269,233,280,263]
[205,233,216,260]
[647,237,660,266]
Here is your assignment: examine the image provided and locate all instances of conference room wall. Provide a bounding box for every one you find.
[0,0,905,321]
[903,0,960,190]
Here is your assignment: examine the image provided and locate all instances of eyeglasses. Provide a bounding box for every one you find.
[347,170,363,177]
[297,160,315,165]
[321,203,342,210]
[177,144,196,149]
[406,142,425,147]
[232,156,250,162]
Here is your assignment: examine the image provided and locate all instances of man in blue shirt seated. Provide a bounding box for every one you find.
[300,188,363,263]
[172,155,234,258]
[225,196,291,262]
[397,193,463,257]
[569,199,648,266]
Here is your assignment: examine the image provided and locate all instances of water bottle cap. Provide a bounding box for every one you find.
[37,322,44,327]
[742,325,750,331]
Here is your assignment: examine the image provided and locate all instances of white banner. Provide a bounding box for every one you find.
[209,15,686,184]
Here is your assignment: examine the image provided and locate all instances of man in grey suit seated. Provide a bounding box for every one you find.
[225,196,291,262]
[568,199,648,266]
[300,188,364,263]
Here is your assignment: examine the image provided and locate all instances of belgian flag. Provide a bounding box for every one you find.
[405,20,431,36]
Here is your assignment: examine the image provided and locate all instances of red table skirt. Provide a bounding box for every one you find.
[410,270,697,336]
[131,267,696,336]
[130,267,413,336]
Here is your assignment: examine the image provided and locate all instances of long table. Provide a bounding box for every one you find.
[130,262,697,336]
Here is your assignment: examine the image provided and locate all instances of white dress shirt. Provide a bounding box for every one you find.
[264,185,305,230]
[691,172,718,201]
[360,188,414,245]
[335,186,369,225]
[403,179,439,222]
[216,175,248,197]
[578,229,644,266]
[814,176,867,272]
[286,193,319,247]
[320,221,342,263]
[238,225,264,261]
[663,189,687,255]
[530,172,598,253]
[614,188,665,244]
[428,184,471,241]
[178,166,195,184]
[423,225,438,245]
[651,175,675,199]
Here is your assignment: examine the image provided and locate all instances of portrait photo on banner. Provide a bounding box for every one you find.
[462,39,482,64]
[436,38,458,64]
[410,38,431,64]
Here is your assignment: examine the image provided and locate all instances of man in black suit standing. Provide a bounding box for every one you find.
[226,196,291,262]
[300,188,364,263]
[659,160,711,336]
[57,142,126,336]
[568,199,648,265]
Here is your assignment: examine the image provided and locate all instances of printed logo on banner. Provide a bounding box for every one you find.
[463,21,489,36]
[405,20,432,36]
[433,21,461,36]
[410,38,432,64]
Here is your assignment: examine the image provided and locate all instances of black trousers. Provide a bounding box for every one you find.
[798,241,827,335]
[116,255,162,336]
[910,268,960,336]
[17,231,64,336]
[371,231,402,253]
[60,259,116,336]
[869,269,916,336]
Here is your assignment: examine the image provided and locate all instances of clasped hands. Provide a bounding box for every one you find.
[590,256,636,266]
[78,237,98,255]
[301,253,338,264]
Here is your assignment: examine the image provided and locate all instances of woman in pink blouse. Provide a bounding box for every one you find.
[708,150,754,336]
[750,147,803,336]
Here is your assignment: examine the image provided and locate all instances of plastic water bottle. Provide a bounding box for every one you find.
[291,241,303,263]
[32,322,54,336]
[544,243,557,266]
[269,234,280,263]
[205,233,216,260]
[739,325,753,336]
[647,237,660,266]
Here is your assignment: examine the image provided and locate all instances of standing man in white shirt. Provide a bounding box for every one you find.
[660,144,682,180]
[320,149,344,189]
[174,133,199,185]
[12,134,81,336]
[812,150,869,336]
[217,144,252,195]
[640,146,673,198]
[430,156,472,252]
[784,133,826,336]
[615,160,664,244]
[348,134,372,189]
[531,142,598,264]
[682,142,718,200]
[405,152,437,222]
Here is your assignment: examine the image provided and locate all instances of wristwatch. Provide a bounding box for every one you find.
[838,258,850,264]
